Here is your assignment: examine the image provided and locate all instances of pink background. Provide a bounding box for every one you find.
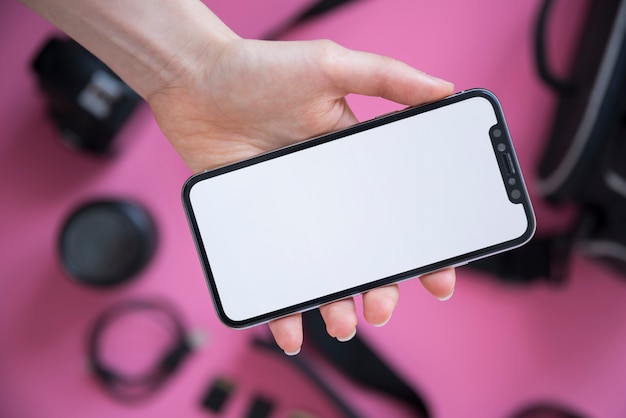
[2,0,626,417]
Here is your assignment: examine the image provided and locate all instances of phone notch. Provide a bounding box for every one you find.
[490,124,522,204]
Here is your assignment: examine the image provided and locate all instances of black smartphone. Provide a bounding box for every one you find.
[182,89,535,328]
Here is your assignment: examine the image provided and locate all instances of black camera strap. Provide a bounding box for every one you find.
[301,310,430,417]
[254,310,430,418]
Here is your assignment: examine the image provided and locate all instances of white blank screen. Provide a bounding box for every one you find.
[188,96,530,323]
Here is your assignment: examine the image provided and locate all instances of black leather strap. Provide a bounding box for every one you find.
[301,310,430,418]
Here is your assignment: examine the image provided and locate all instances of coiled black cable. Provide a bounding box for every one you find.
[87,299,193,403]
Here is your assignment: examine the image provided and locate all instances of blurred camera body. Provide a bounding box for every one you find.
[32,37,141,154]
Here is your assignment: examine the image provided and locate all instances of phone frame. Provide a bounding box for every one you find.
[182,88,536,328]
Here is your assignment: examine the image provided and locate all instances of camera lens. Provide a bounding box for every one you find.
[59,199,158,287]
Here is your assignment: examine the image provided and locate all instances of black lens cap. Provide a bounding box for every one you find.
[59,199,157,287]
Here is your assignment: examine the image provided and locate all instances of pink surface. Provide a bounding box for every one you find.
[2,1,626,417]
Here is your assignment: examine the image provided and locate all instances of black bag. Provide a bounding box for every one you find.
[470,0,626,282]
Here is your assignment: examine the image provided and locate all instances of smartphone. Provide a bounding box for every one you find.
[182,89,535,328]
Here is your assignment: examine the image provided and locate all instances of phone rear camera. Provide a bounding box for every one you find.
[510,189,521,200]
[493,128,502,138]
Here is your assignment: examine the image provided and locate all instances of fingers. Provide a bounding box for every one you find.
[316,41,454,105]
[317,269,451,344]
[269,297,359,355]
[318,285,399,342]
[362,284,400,327]
[269,269,454,355]
[419,267,456,301]
[319,298,358,342]
[268,313,303,355]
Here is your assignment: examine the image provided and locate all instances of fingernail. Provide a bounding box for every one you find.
[434,75,454,86]
[439,79,454,89]
[372,315,391,327]
[437,288,455,302]
[336,328,357,342]
[424,72,454,88]
[284,347,301,356]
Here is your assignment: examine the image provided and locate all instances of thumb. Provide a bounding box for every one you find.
[322,43,454,106]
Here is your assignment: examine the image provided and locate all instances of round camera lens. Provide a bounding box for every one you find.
[511,189,521,199]
[493,128,502,138]
[508,178,516,186]
[59,200,158,287]
[497,143,506,152]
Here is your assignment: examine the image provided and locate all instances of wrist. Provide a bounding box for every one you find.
[21,0,240,99]
[125,1,241,100]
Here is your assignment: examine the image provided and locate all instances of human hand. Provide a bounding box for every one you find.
[147,38,456,354]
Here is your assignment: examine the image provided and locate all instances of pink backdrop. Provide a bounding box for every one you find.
[2,1,626,417]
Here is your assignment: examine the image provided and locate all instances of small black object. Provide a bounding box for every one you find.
[31,37,141,154]
[245,395,275,418]
[88,299,192,402]
[59,199,157,287]
[201,377,236,413]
